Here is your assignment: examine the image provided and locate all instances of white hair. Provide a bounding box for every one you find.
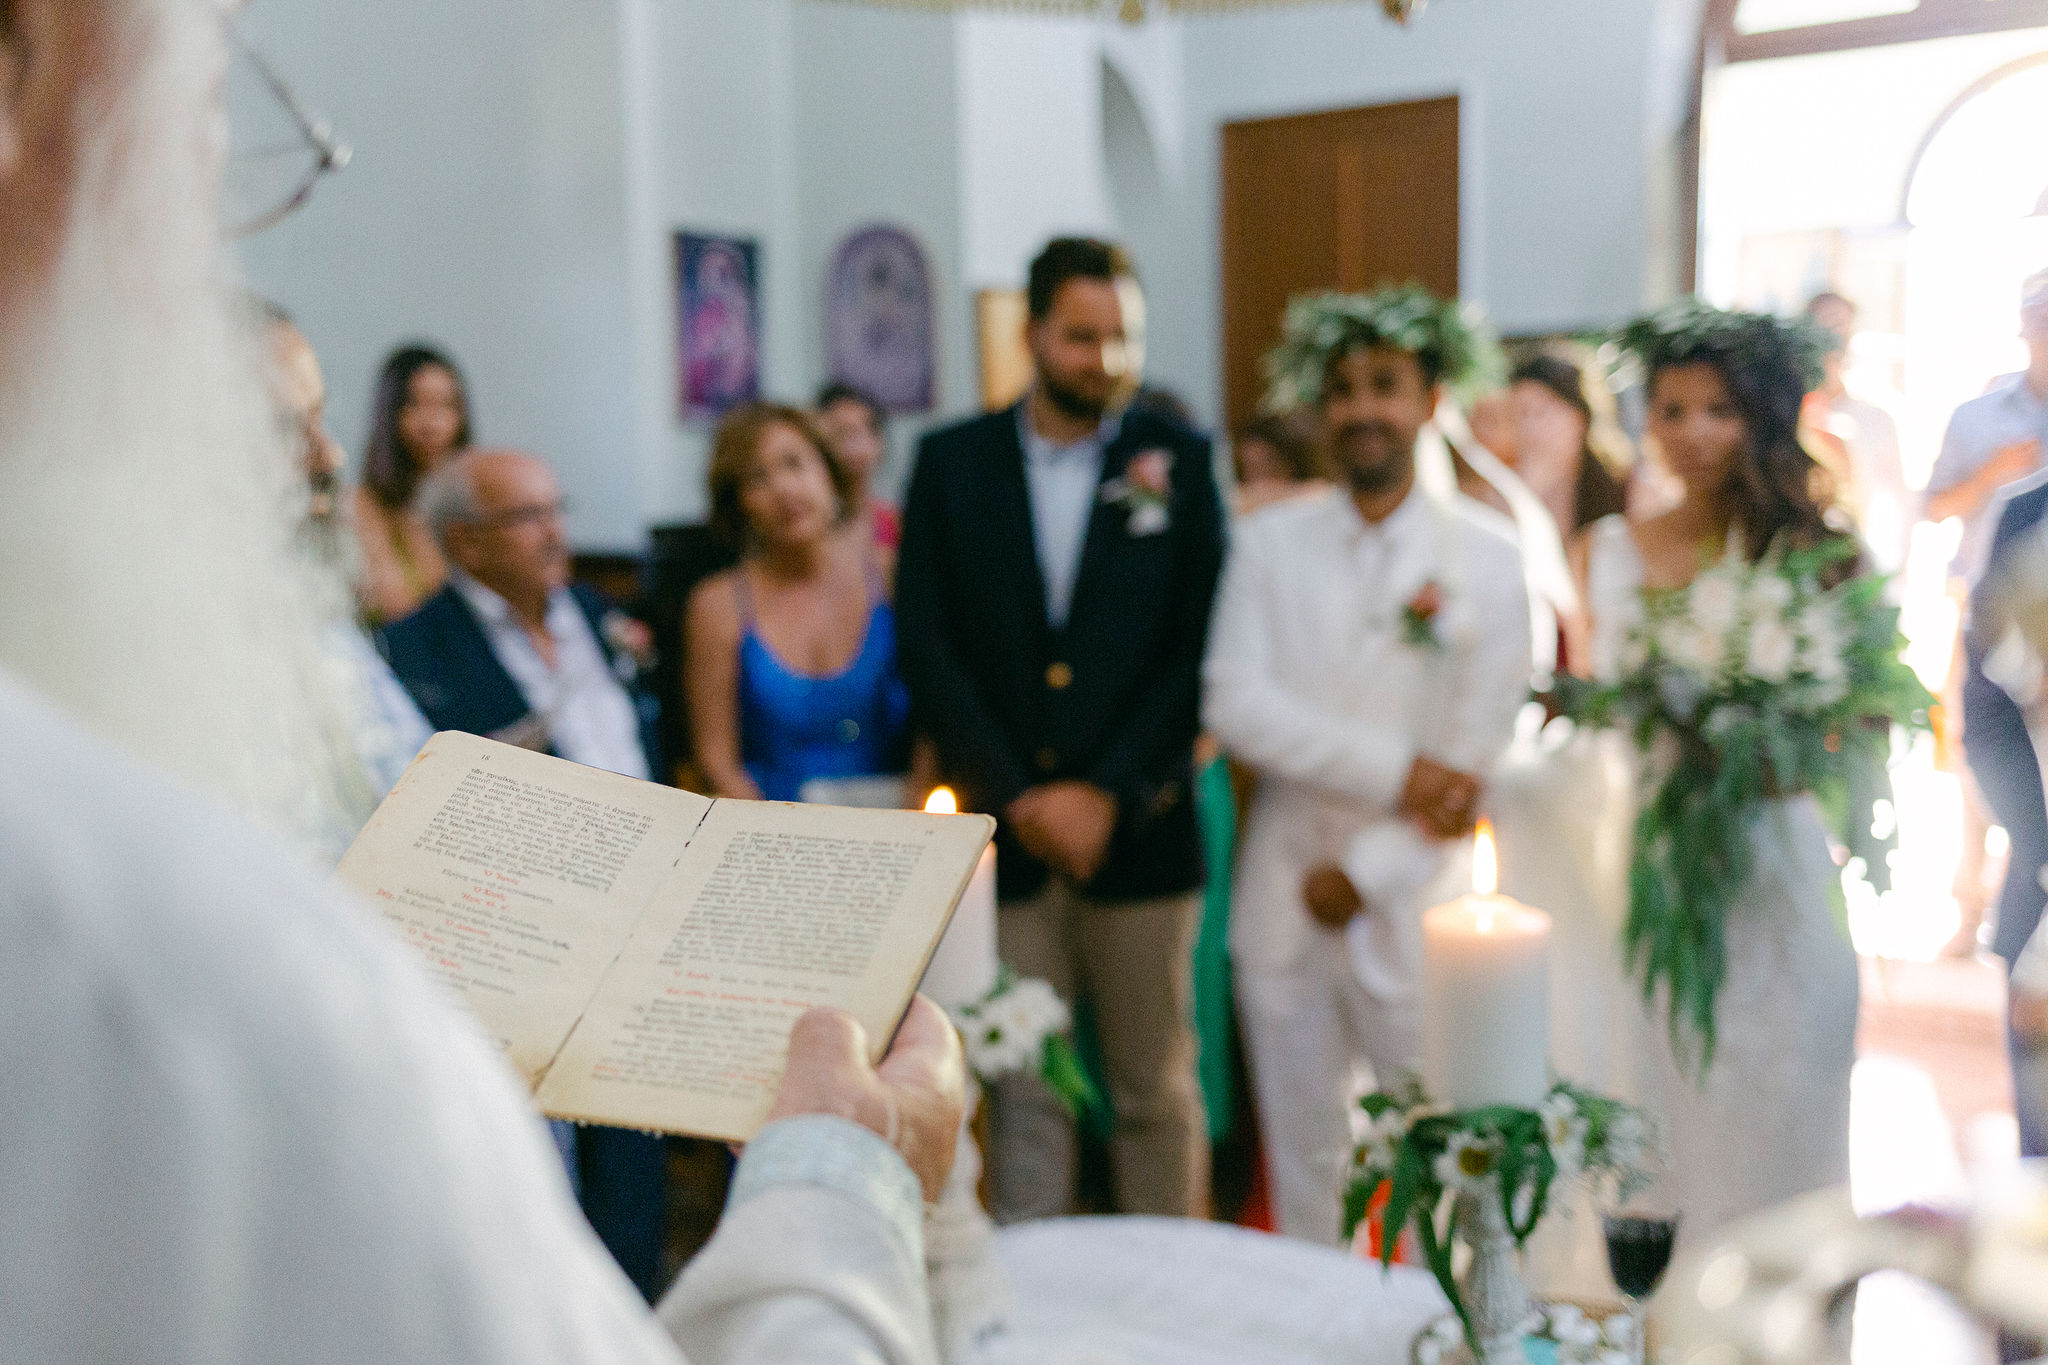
[0,0,374,850]
[415,457,484,547]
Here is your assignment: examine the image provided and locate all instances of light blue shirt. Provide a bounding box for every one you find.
[1018,401,1122,630]
[1930,373,2048,581]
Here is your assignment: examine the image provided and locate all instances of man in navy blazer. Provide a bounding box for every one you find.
[377,449,672,1296]
[1968,467,2048,1158]
[897,238,1226,1221]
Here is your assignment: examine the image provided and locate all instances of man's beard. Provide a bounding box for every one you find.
[1331,421,1415,495]
[0,0,374,851]
[1039,367,1115,424]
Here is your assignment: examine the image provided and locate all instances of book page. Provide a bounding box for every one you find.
[334,732,712,1083]
[535,798,994,1141]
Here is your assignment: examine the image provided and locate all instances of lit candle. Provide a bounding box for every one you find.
[1422,821,1552,1110]
[917,786,1000,1010]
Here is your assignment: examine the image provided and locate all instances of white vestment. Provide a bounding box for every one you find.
[0,668,938,1365]
[1203,485,1531,1243]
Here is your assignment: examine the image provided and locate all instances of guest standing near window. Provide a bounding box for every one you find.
[685,403,910,803]
[353,344,470,624]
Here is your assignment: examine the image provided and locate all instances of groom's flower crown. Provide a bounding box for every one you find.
[1262,285,1504,411]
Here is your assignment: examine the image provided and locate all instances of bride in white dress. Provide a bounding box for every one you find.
[1567,317,1861,1253]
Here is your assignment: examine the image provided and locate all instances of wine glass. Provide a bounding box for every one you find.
[1602,1203,1679,1364]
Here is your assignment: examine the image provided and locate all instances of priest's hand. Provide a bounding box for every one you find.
[766,997,965,1201]
[1008,781,1118,884]
[1398,757,1480,841]
[1301,863,1365,928]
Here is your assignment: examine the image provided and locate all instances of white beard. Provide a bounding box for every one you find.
[0,0,373,851]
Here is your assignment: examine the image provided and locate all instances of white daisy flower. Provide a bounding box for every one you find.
[1433,1130,1499,1193]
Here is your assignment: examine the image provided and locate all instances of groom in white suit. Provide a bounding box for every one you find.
[1204,291,1532,1244]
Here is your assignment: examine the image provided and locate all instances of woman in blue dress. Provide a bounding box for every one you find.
[684,402,911,802]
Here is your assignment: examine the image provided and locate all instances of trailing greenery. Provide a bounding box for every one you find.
[1263,285,1505,409]
[1344,1076,1652,1356]
[1554,538,1933,1070]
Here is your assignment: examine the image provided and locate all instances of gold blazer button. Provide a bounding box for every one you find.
[1046,661,1074,690]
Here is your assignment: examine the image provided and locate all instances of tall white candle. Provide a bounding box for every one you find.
[1422,824,1551,1110]
[918,787,999,1011]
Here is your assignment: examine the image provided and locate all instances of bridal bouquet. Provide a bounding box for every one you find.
[1556,539,1931,1068]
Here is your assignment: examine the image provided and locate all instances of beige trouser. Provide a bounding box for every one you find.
[987,882,1209,1222]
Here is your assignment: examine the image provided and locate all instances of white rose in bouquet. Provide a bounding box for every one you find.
[1689,565,1744,636]
[1657,616,1725,678]
[1744,570,1794,621]
[1797,602,1847,683]
[1744,616,1799,683]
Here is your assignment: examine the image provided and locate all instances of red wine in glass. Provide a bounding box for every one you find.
[1603,1214,1678,1300]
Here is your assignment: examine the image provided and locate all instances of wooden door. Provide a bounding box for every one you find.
[1220,96,1460,432]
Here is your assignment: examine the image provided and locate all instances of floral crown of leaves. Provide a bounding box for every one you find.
[1601,298,1832,401]
[1262,285,1506,410]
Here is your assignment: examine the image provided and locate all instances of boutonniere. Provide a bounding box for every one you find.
[601,610,655,682]
[1100,448,1174,537]
[1401,581,1447,650]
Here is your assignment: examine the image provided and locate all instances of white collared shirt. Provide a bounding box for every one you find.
[1203,485,1532,813]
[1018,402,1122,630]
[450,572,650,781]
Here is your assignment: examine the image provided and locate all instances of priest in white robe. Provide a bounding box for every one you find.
[0,2,958,1361]
[1204,290,1533,1245]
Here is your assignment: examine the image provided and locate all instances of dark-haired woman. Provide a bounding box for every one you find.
[351,345,470,623]
[1508,355,1629,540]
[684,402,909,803]
[1568,305,1859,1252]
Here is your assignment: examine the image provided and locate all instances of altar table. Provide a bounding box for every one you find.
[963,1215,1450,1365]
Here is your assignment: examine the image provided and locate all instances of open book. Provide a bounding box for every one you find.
[335,731,994,1142]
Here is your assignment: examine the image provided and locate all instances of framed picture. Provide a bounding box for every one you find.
[826,225,935,413]
[676,231,761,419]
[975,288,1032,412]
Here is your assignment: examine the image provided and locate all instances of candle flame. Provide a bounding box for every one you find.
[924,786,958,815]
[1473,819,1497,897]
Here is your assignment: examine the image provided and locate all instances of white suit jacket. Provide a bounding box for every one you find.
[1203,486,1532,978]
[0,670,937,1365]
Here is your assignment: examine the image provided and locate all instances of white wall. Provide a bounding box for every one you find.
[1132,0,1667,429]
[957,16,1118,289]
[234,0,646,550]
[636,0,803,526]
[234,1,1695,540]
[792,4,971,499]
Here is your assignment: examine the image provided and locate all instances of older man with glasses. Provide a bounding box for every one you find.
[0,2,962,1361]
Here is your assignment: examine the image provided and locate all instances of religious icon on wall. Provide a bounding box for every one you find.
[676,231,761,419]
[825,225,935,413]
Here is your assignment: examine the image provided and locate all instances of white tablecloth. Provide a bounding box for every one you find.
[963,1216,1450,1365]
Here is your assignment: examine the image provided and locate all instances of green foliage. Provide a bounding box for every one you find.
[1039,1033,1098,1119]
[1262,285,1506,410]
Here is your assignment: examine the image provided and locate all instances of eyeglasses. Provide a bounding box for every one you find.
[478,499,573,531]
[221,13,350,238]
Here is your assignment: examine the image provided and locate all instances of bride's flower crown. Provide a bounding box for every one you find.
[1262,284,1504,410]
[1604,298,1832,401]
